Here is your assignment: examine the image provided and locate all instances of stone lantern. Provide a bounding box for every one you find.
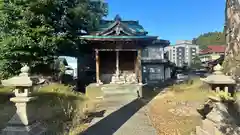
[1,65,46,135]
[195,64,240,135]
[201,64,236,96]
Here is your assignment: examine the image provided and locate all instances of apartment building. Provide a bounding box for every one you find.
[165,40,199,67]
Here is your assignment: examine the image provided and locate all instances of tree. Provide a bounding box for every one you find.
[0,0,107,78]
[223,0,240,77]
[191,56,202,69]
[193,32,226,49]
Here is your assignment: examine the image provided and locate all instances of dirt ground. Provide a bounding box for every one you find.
[148,81,212,135]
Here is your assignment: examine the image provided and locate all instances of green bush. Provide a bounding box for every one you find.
[216,90,235,102]
[0,83,89,134]
[37,83,85,98]
[0,86,13,93]
[0,86,14,103]
[33,83,88,134]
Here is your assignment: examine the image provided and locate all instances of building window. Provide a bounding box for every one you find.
[148,66,164,80]
[149,47,163,59]
[149,68,155,73]
[143,66,147,73]
[149,74,160,80]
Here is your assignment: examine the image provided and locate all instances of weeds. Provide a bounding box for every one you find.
[0,83,90,135]
[58,97,77,120]
[149,78,212,135]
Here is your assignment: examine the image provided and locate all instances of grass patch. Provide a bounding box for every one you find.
[149,79,213,135]
[0,83,90,135]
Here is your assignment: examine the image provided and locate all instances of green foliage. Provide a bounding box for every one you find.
[193,32,226,49]
[214,89,235,102]
[0,0,107,78]
[191,56,202,69]
[37,83,85,98]
[217,91,234,101]
[0,86,13,93]
[0,86,14,103]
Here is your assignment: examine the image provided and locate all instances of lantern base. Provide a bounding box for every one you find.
[1,122,46,135]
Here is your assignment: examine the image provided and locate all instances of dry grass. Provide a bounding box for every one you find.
[85,83,103,100]
[149,79,214,135]
[0,84,91,135]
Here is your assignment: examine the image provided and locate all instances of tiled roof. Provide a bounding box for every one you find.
[80,35,157,41]
[97,15,147,35]
[200,45,226,54]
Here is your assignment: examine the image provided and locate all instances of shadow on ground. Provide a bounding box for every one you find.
[80,80,175,135]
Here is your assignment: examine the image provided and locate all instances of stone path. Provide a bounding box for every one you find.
[81,84,157,135]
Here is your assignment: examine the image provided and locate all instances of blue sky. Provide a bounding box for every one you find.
[105,0,225,44]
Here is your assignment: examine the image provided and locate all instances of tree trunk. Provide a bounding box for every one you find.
[223,0,240,77]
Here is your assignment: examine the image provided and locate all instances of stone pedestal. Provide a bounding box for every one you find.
[196,101,240,135]
[1,65,46,135]
[2,121,46,135]
[1,97,46,135]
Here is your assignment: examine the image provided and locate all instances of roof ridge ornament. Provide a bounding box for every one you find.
[114,14,122,21]
[115,25,121,35]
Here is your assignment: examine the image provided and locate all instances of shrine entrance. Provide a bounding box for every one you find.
[99,51,116,83]
[119,51,137,72]
[99,50,137,84]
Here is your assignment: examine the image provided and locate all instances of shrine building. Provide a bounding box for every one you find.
[80,15,174,85]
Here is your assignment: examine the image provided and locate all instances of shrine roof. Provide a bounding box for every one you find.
[97,20,147,35]
[80,35,158,41]
[81,15,159,41]
[85,15,151,37]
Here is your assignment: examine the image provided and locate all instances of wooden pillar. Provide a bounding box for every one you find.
[95,49,100,84]
[137,49,142,84]
[134,52,137,76]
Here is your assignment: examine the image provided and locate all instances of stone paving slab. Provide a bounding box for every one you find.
[81,84,157,135]
[82,98,157,135]
[113,105,157,135]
